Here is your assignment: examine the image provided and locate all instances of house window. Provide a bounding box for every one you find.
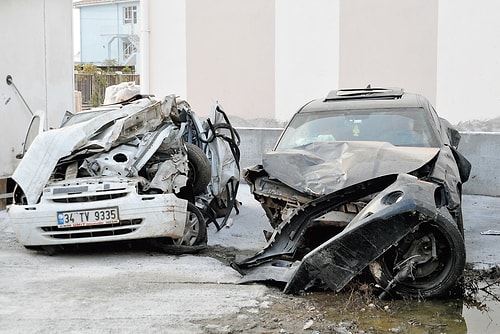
[123,6,137,24]
[123,41,137,58]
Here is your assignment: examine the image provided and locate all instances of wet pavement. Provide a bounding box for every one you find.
[461,194,500,269]
[214,185,500,270]
[0,185,499,333]
[459,195,500,333]
[213,185,500,333]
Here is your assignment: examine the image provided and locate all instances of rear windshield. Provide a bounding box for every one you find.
[276,108,441,150]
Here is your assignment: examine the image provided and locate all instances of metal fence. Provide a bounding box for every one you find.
[74,73,141,108]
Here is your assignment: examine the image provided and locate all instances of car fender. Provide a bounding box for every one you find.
[236,174,451,294]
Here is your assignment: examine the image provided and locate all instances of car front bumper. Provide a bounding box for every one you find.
[7,179,188,247]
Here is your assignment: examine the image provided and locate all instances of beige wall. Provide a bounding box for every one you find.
[145,0,187,99]
[275,0,340,122]
[339,0,438,104]
[185,0,275,118]
[143,0,500,124]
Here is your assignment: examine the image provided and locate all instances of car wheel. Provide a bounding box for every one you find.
[149,202,207,254]
[185,143,211,194]
[369,212,465,298]
[173,202,207,246]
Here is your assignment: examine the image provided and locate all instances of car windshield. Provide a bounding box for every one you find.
[275,108,441,150]
[61,106,122,127]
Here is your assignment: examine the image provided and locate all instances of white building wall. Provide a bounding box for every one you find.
[0,0,74,177]
[339,0,438,106]
[131,0,500,125]
[184,0,275,119]
[142,0,187,100]
[275,0,340,122]
[437,0,500,124]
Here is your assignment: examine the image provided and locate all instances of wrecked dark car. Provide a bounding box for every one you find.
[7,94,240,253]
[236,87,471,299]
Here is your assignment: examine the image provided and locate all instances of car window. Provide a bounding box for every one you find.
[275,108,441,150]
[20,110,45,157]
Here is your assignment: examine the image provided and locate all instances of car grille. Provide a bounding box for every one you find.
[41,219,143,239]
[51,192,128,203]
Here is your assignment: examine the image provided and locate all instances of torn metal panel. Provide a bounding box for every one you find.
[236,174,447,294]
[149,153,189,193]
[237,174,398,268]
[284,176,443,294]
[12,100,153,204]
[430,145,471,209]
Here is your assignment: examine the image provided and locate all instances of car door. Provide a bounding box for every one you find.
[18,110,45,159]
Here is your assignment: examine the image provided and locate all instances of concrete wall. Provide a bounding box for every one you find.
[459,132,500,197]
[236,128,499,197]
[237,127,283,170]
[0,0,74,178]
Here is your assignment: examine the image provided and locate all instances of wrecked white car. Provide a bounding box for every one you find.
[8,94,240,253]
[236,88,471,299]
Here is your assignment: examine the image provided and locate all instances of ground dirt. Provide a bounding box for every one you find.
[2,188,500,333]
[197,246,500,334]
[1,223,499,333]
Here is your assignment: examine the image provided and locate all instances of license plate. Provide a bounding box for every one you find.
[57,207,119,228]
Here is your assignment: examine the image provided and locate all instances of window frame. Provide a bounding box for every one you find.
[123,6,137,24]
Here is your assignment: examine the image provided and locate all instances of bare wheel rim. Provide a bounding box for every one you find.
[370,214,465,298]
[172,202,205,246]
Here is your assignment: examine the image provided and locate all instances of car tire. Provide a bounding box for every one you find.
[369,212,466,298]
[149,202,207,254]
[173,202,207,246]
[185,143,211,195]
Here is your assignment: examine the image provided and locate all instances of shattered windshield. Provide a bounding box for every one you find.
[276,108,441,150]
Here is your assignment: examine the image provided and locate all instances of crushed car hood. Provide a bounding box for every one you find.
[264,141,440,196]
[12,98,169,205]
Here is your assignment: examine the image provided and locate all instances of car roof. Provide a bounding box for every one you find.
[299,87,431,113]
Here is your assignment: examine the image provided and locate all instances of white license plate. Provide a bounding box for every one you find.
[57,207,119,228]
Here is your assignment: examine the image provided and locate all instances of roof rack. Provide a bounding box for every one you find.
[325,87,404,101]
